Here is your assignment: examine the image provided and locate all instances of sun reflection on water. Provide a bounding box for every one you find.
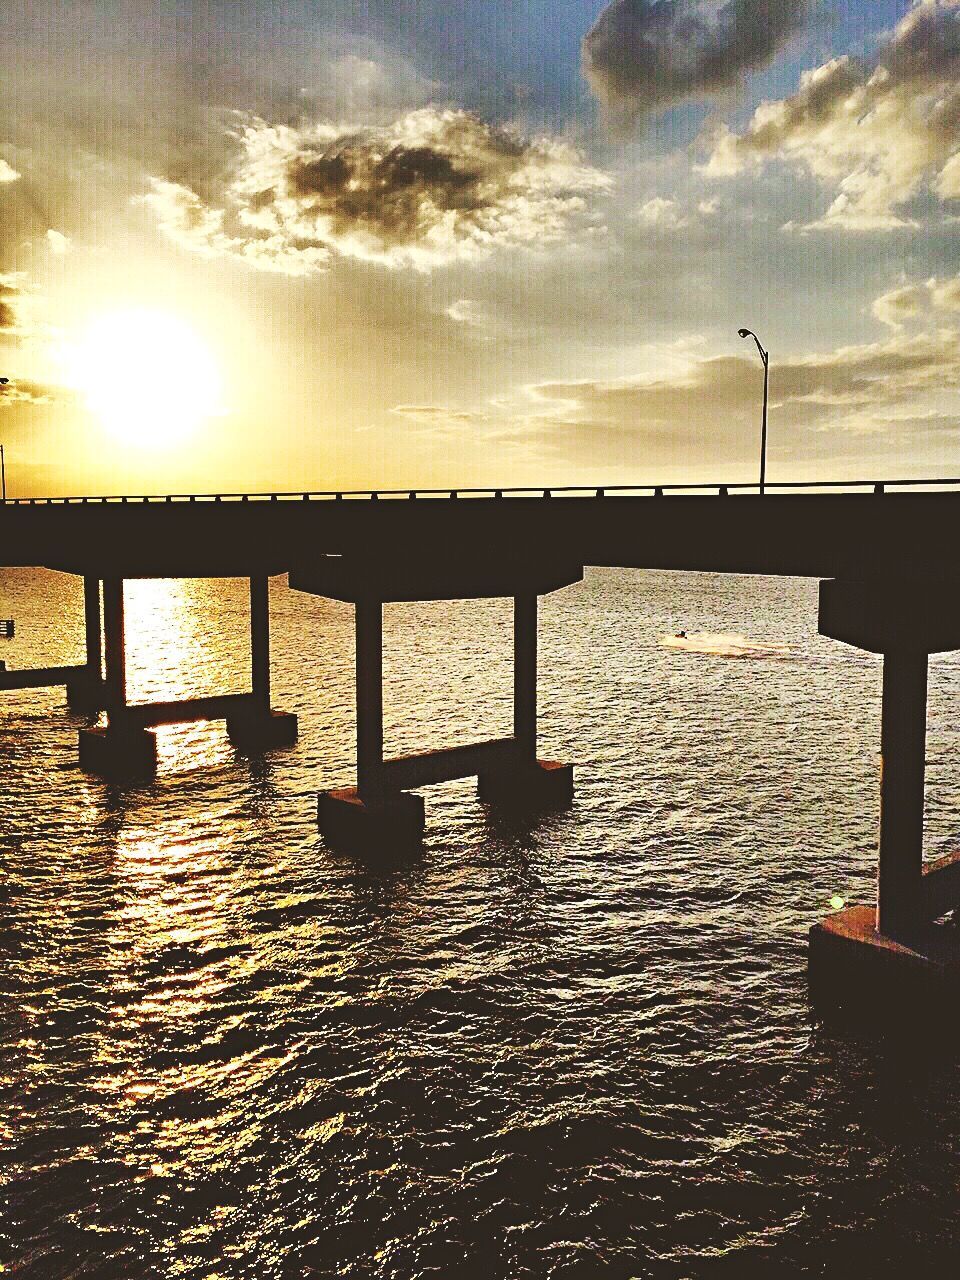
[11,567,948,1275]
[120,578,253,773]
[82,813,281,1195]
[112,826,236,1016]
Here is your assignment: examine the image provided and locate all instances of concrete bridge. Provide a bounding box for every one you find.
[4,479,960,1020]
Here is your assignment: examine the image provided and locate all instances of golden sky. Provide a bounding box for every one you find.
[2,1,960,496]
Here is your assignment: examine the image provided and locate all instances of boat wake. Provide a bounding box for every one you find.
[660,631,791,659]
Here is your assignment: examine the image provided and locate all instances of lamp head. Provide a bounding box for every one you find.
[0,377,8,384]
[737,328,750,339]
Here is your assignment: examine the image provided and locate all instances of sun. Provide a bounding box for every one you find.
[67,308,225,447]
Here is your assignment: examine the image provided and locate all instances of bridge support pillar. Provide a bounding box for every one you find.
[79,573,296,781]
[316,597,426,851]
[79,577,157,780]
[876,650,927,938]
[66,575,107,713]
[810,578,960,1021]
[477,593,574,810]
[226,574,298,751]
[290,556,581,853]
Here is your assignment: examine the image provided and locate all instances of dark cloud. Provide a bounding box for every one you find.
[0,378,53,407]
[583,0,809,126]
[0,275,54,405]
[0,274,30,343]
[145,107,610,273]
[705,0,960,228]
[285,129,520,241]
[881,0,960,84]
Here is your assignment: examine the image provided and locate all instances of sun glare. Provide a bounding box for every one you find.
[67,308,224,447]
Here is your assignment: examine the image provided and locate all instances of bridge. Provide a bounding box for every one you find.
[5,477,960,1023]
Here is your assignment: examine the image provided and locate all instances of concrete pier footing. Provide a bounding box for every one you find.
[478,759,574,810]
[78,724,158,780]
[226,708,298,752]
[318,788,426,851]
[809,905,960,1021]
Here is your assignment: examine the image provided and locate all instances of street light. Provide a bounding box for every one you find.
[738,328,769,494]
[0,377,7,502]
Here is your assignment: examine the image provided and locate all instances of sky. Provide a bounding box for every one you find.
[2,0,960,495]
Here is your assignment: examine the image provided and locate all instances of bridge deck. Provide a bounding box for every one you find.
[2,482,959,580]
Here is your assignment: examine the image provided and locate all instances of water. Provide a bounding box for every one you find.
[3,567,960,1278]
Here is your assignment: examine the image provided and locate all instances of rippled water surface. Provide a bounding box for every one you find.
[4,567,960,1278]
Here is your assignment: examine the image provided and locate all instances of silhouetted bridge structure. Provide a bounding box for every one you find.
[5,477,960,1019]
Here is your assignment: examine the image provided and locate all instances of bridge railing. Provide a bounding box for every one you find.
[4,478,960,505]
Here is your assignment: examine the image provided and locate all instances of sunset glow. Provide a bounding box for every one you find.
[5,5,960,1277]
[1,1,959,495]
[65,309,224,449]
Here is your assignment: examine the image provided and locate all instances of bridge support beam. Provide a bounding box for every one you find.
[0,573,106,708]
[317,597,426,851]
[809,578,960,1020]
[290,556,580,852]
[79,573,296,781]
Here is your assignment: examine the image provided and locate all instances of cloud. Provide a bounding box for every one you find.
[391,404,489,428]
[873,271,960,327]
[144,107,611,274]
[537,335,960,424]
[446,298,485,326]
[45,229,70,255]
[0,159,19,183]
[526,322,960,463]
[0,273,31,343]
[932,275,960,311]
[583,0,809,127]
[445,297,499,338]
[348,278,960,478]
[635,195,690,228]
[872,283,927,328]
[141,178,328,276]
[0,378,53,407]
[703,0,960,229]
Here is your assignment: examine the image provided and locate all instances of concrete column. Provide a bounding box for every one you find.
[878,649,928,938]
[102,576,127,721]
[250,574,270,714]
[83,576,102,679]
[514,593,537,763]
[356,598,384,800]
[78,577,157,777]
[67,576,104,711]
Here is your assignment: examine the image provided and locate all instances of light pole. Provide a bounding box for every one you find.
[0,377,7,501]
[738,328,769,494]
